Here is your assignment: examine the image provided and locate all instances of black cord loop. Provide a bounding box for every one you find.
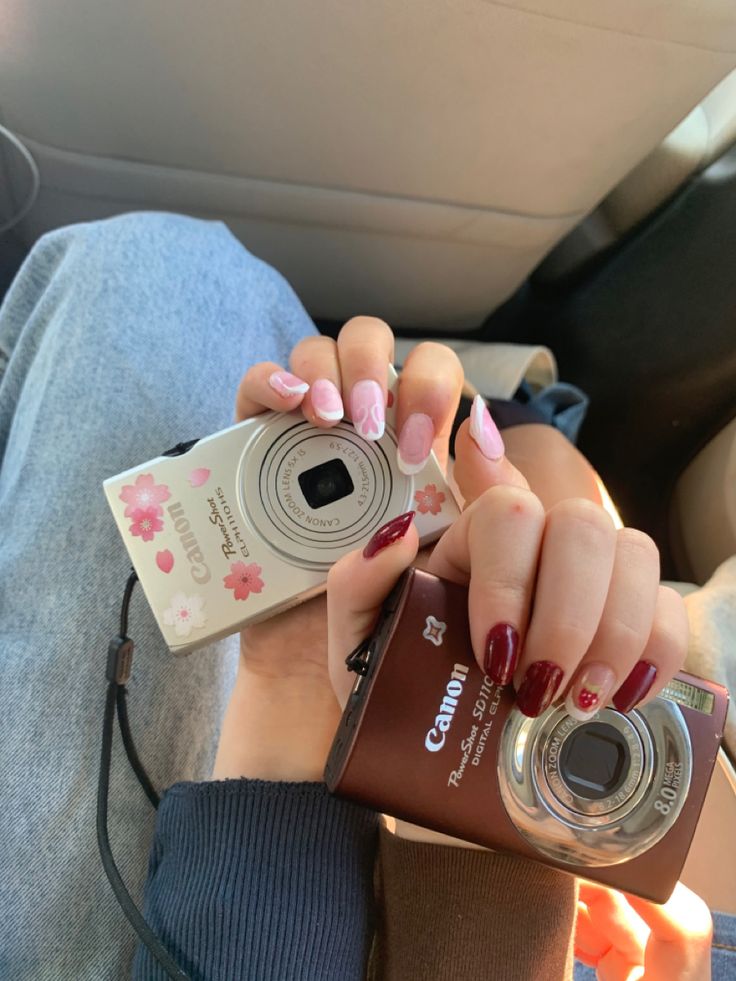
[97,570,190,980]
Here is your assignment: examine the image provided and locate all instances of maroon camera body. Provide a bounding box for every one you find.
[325,568,729,902]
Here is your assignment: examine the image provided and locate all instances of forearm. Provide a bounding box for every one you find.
[212,667,342,782]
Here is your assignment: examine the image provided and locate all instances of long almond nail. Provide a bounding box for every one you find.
[397,413,434,475]
[311,378,344,421]
[516,661,564,717]
[363,511,415,558]
[269,371,309,398]
[469,394,505,461]
[483,624,519,686]
[351,379,385,440]
[565,663,617,721]
[613,661,657,713]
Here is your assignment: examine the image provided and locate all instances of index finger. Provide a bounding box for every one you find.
[426,484,545,680]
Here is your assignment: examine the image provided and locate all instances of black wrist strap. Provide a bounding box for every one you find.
[97,570,190,981]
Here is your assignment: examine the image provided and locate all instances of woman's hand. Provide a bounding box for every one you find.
[234,315,463,474]
[212,318,463,781]
[574,880,712,980]
[327,414,689,722]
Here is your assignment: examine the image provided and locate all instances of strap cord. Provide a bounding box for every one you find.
[97,570,190,980]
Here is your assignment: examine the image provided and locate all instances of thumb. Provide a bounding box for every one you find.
[453,395,529,507]
[327,512,419,707]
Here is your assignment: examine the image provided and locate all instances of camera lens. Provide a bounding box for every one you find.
[500,701,691,869]
[298,458,355,510]
[559,721,631,802]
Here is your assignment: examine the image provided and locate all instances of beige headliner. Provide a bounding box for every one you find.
[2,0,736,326]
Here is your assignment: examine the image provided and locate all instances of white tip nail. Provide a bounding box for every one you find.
[282,381,309,395]
[396,452,428,476]
[314,407,344,422]
[269,371,310,397]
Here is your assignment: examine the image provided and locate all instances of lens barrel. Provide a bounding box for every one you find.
[498,700,692,868]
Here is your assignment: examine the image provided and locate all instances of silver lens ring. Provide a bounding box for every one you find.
[238,416,411,570]
[498,700,692,868]
[263,429,389,545]
[537,710,650,823]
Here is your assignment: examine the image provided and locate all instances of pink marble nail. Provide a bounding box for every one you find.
[565,662,617,722]
[397,413,434,475]
[311,378,344,422]
[268,371,310,398]
[350,379,385,440]
[469,394,505,461]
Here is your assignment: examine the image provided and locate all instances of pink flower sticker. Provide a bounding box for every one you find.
[224,561,265,601]
[119,473,170,518]
[188,467,211,488]
[156,549,174,574]
[162,592,206,638]
[414,483,445,516]
[129,506,164,542]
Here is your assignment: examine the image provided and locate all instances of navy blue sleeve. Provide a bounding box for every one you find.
[134,780,378,981]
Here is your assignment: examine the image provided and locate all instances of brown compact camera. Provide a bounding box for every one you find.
[325,568,729,902]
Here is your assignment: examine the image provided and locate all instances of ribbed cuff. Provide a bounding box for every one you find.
[134,780,378,981]
[373,825,576,981]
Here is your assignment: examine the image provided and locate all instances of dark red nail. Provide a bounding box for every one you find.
[516,660,564,717]
[484,624,519,686]
[612,660,657,713]
[363,511,415,559]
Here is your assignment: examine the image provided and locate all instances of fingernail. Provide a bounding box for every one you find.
[363,511,414,558]
[351,379,385,441]
[311,378,344,421]
[565,662,617,721]
[269,371,310,398]
[483,623,519,686]
[516,660,564,717]
[397,413,435,475]
[612,660,657,713]
[469,394,505,461]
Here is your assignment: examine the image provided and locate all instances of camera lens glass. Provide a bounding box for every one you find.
[559,721,631,802]
[298,458,355,510]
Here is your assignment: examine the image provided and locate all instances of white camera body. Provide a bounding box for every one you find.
[103,370,459,654]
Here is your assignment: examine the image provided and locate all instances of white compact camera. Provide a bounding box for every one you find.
[103,369,460,653]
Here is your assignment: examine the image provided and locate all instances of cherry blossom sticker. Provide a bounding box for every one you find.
[223,561,265,601]
[162,592,207,638]
[156,549,174,574]
[188,468,211,488]
[119,473,171,518]
[414,483,445,516]
[120,473,170,542]
[129,506,164,542]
